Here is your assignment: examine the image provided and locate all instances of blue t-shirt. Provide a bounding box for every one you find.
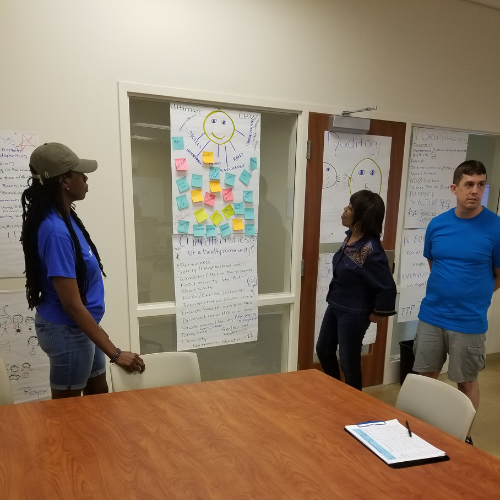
[418,207,500,334]
[37,210,105,325]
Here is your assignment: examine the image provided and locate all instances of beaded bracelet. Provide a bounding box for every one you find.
[110,348,121,363]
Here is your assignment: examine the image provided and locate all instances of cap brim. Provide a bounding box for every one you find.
[72,159,98,174]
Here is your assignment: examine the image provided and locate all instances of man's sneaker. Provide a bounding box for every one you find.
[465,436,473,445]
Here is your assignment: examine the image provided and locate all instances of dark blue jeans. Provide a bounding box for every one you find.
[316,304,371,390]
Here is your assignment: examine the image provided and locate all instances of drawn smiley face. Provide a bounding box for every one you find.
[349,158,382,194]
[323,162,340,189]
[203,111,235,145]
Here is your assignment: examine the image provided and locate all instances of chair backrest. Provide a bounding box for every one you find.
[0,358,14,405]
[110,352,201,393]
[395,373,476,440]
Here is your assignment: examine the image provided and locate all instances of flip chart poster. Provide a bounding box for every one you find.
[0,130,38,277]
[404,128,468,229]
[170,103,260,236]
[320,132,392,243]
[173,235,258,351]
[314,253,377,348]
[0,290,50,403]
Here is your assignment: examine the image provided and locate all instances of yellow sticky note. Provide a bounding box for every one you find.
[209,180,221,192]
[210,210,223,226]
[203,151,214,164]
[191,189,203,203]
[222,204,235,219]
[194,208,208,223]
[232,219,244,231]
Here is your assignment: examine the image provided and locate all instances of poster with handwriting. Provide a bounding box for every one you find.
[320,132,391,243]
[0,130,39,277]
[404,128,468,229]
[170,103,260,235]
[314,253,377,348]
[173,234,258,350]
[0,290,50,403]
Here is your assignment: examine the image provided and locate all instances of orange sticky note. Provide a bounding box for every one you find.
[232,219,244,231]
[209,180,221,192]
[204,192,216,206]
[191,189,203,203]
[202,151,214,164]
[175,158,188,170]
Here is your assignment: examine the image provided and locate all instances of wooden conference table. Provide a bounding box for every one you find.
[1,370,499,499]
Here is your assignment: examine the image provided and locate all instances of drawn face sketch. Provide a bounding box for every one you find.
[323,162,340,189]
[203,111,235,145]
[348,158,382,195]
[247,276,258,294]
[0,306,12,334]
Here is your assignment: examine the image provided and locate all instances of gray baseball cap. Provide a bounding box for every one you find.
[30,143,98,181]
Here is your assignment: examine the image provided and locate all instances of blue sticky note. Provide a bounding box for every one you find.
[176,194,189,210]
[220,223,231,237]
[243,191,253,203]
[172,137,184,150]
[250,157,258,170]
[209,166,220,180]
[193,225,205,237]
[239,169,252,186]
[176,176,190,193]
[178,220,189,234]
[244,208,255,220]
[234,202,245,215]
[245,224,255,236]
[191,174,203,188]
[224,172,236,187]
[206,225,217,237]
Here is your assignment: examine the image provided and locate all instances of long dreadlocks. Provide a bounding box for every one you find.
[20,169,106,309]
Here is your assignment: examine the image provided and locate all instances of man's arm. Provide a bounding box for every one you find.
[494,267,500,292]
[427,259,433,271]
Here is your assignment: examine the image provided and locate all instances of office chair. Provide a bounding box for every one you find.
[396,373,476,441]
[110,351,201,393]
[0,358,14,405]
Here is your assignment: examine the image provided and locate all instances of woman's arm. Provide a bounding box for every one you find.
[52,276,144,372]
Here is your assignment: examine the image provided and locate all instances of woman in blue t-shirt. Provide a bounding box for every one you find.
[316,190,396,390]
[21,143,145,399]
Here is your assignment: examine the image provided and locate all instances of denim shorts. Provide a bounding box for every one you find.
[35,313,106,391]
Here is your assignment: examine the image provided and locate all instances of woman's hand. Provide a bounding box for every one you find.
[115,351,146,373]
[369,313,382,323]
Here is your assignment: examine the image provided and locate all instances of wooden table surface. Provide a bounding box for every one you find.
[1,369,499,499]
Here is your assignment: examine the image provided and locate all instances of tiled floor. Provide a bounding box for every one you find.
[364,360,500,458]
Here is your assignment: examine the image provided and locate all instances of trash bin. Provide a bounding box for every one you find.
[399,339,416,385]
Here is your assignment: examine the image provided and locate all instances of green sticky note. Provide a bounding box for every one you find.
[209,210,223,226]
[178,220,189,234]
[244,208,255,220]
[209,166,220,180]
[193,225,205,237]
[234,202,244,215]
[239,169,252,186]
[176,176,190,193]
[206,225,217,237]
[172,137,184,150]
[222,204,235,219]
[220,223,231,237]
[191,174,203,188]
[224,172,235,187]
[243,190,253,203]
[250,157,258,170]
[245,224,255,236]
[176,194,189,210]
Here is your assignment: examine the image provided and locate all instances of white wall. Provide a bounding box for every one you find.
[1,0,499,353]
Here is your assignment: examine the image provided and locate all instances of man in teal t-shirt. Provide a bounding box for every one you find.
[413,160,500,441]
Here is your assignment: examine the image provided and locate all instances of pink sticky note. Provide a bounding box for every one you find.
[222,188,234,202]
[204,192,216,207]
[175,158,188,170]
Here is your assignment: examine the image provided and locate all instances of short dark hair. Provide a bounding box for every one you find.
[350,190,385,238]
[453,160,487,185]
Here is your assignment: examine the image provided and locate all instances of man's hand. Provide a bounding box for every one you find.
[369,313,382,323]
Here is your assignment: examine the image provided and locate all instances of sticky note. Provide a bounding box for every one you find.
[206,225,217,237]
[222,204,235,219]
[193,225,205,237]
[175,158,188,170]
[209,166,220,180]
[232,219,244,231]
[176,194,189,210]
[239,169,252,186]
[209,180,221,192]
[191,189,203,203]
[176,176,190,193]
[234,202,245,215]
[204,192,216,207]
[222,188,234,202]
[244,208,255,220]
[224,173,235,187]
[210,210,223,226]
[178,220,189,234]
[194,208,208,223]
[202,151,214,164]
[172,137,184,150]
[243,190,253,203]
[245,224,255,236]
[191,174,203,188]
[250,157,258,170]
[220,223,231,237]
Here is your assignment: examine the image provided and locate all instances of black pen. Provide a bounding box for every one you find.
[406,420,412,438]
